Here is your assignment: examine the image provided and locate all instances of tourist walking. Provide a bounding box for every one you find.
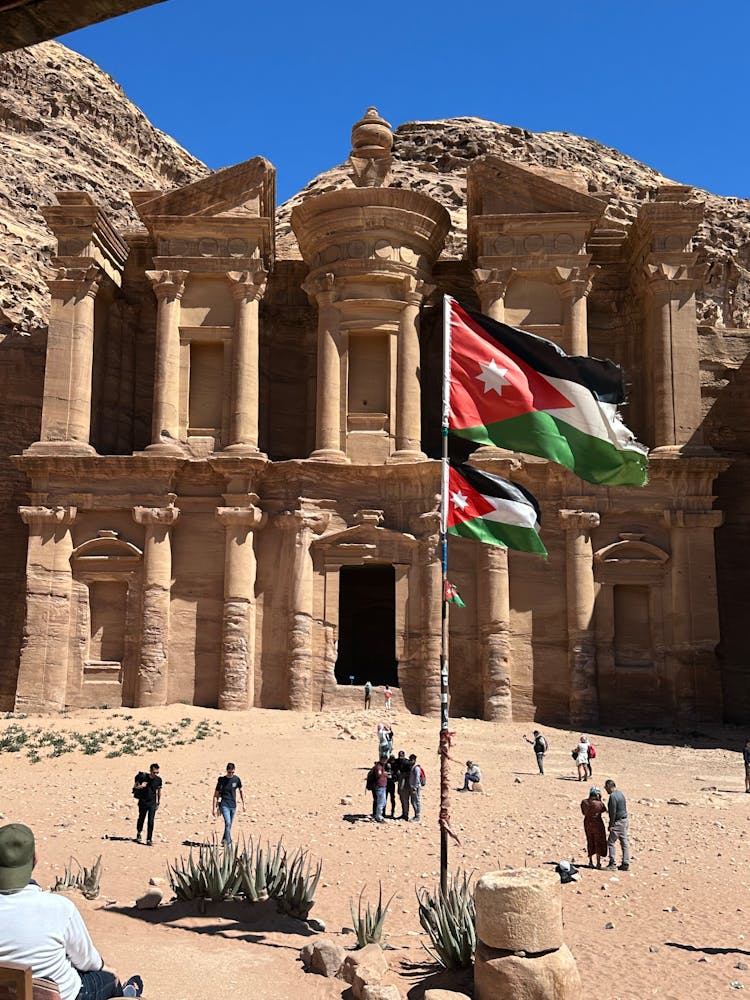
[460,760,482,791]
[133,762,162,846]
[408,753,425,822]
[384,685,393,713]
[573,735,591,782]
[604,778,630,871]
[580,786,607,868]
[743,737,750,793]
[364,680,373,710]
[377,721,393,758]
[524,731,548,774]
[213,762,245,846]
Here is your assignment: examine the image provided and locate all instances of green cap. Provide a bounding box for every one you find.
[0,823,35,891]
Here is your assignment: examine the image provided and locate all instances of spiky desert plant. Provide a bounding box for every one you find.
[276,849,322,920]
[52,856,102,899]
[167,837,242,902]
[349,883,395,948]
[416,868,476,969]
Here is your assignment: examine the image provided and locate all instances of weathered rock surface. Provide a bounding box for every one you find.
[0,40,207,332]
[299,936,346,978]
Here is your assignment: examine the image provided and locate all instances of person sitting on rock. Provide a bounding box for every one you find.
[460,761,482,791]
[0,823,143,999]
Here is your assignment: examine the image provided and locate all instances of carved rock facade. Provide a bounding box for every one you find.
[5,111,730,726]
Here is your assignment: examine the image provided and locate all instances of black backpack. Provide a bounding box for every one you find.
[365,767,378,792]
[132,772,149,799]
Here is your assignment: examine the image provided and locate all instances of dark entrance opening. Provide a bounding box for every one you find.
[336,564,397,687]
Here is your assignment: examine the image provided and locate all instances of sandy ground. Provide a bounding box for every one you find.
[1,703,749,1000]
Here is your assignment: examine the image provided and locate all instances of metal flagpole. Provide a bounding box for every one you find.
[439,293,452,896]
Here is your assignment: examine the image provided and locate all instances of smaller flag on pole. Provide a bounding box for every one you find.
[448,462,548,557]
[444,580,466,607]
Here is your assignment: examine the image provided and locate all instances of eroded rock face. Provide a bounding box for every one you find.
[0,40,207,332]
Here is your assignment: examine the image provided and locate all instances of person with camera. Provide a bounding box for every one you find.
[132,763,162,846]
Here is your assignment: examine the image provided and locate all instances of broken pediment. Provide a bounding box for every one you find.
[131,156,275,223]
[468,155,609,220]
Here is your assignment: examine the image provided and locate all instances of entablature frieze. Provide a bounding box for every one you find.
[42,195,127,286]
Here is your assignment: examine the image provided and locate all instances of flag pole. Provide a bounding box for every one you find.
[439,294,452,897]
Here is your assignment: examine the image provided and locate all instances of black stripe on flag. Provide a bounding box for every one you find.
[457,301,626,404]
[454,463,543,526]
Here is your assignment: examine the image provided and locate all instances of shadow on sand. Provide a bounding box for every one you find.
[665,941,750,957]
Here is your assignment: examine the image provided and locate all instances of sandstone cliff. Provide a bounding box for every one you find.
[0,40,208,333]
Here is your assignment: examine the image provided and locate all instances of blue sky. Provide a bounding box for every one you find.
[61,0,750,205]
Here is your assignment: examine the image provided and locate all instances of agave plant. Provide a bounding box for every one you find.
[168,837,242,902]
[416,868,476,970]
[350,883,395,948]
[276,849,322,920]
[52,856,102,900]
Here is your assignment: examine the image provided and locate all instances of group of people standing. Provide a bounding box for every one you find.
[366,745,426,823]
[523,728,630,872]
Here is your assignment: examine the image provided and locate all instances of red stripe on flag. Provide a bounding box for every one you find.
[449,300,573,430]
[447,465,495,530]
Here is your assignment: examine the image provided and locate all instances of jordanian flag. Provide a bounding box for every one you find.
[444,580,466,607]
[447,463,547,557]
[448,298,648,487]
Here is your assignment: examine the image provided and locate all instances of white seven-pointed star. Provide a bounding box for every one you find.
[476,358,510,395]
[451,489,469,512]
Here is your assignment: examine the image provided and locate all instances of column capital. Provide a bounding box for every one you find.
[302,271,338,305]
[664,509,723,530]
[642,260,704,295]
[227,266,267,302]
[216,505,267,530]
[145,269,189,302]
[556,264,598,299]
[401,275,435,306]
[473,266,517,293]
[19,505,77,528]
[47,263,101,300]
[133,502,180,527]
[560,509,600,533]
[276,509,331,535]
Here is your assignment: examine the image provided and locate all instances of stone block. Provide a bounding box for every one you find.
[362,985,401,1000]
[475,868,563,953]
[424,991,472,1000]
[474,942,581,1000]
[310,938,346,978]
[134,888,162,909]
[352,964,385,1000]
[341,944,389,984]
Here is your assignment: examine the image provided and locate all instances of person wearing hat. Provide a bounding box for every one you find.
[0,823,143,999]
[460,760,482,791]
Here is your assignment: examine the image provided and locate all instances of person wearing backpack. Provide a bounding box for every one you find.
[587,741,597,777]
[366,757,387,822]
[132,763,162,846]
[524,731,548,774]
[407,754,425,822]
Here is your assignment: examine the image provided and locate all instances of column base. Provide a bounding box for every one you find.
[308,448,350,464]
[144,439,190,456]
[23,440,97,457]
[386,449,427,464]
[222,443,268,459]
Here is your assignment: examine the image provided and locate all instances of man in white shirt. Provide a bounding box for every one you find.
[0,823,142,1000]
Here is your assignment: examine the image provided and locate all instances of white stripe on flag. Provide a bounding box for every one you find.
[482,495,539,530]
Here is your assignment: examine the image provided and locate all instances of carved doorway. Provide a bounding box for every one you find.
[335,564,397,686]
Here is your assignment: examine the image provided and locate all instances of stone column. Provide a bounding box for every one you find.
[643,262,704,451]
[390,279,432,462]
[280,509,330,710]
[145,270,189,453]
[560,509,600,726]
[304,274,347,462]
[14,506,77,712]
[33,265,101,453]
[473,267,515,323]
[480,544,513,721]
[664,508,724,723]
[215,502,266,709]
[558,266,595,356]
[132,501,179,706]
[418,518,442,717]
[225,267,267,454]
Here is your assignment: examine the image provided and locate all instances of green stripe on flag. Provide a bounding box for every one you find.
[453,410,648,487]
[449,516,548,557]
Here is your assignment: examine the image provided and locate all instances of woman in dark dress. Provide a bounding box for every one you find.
[581,787,608,868]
